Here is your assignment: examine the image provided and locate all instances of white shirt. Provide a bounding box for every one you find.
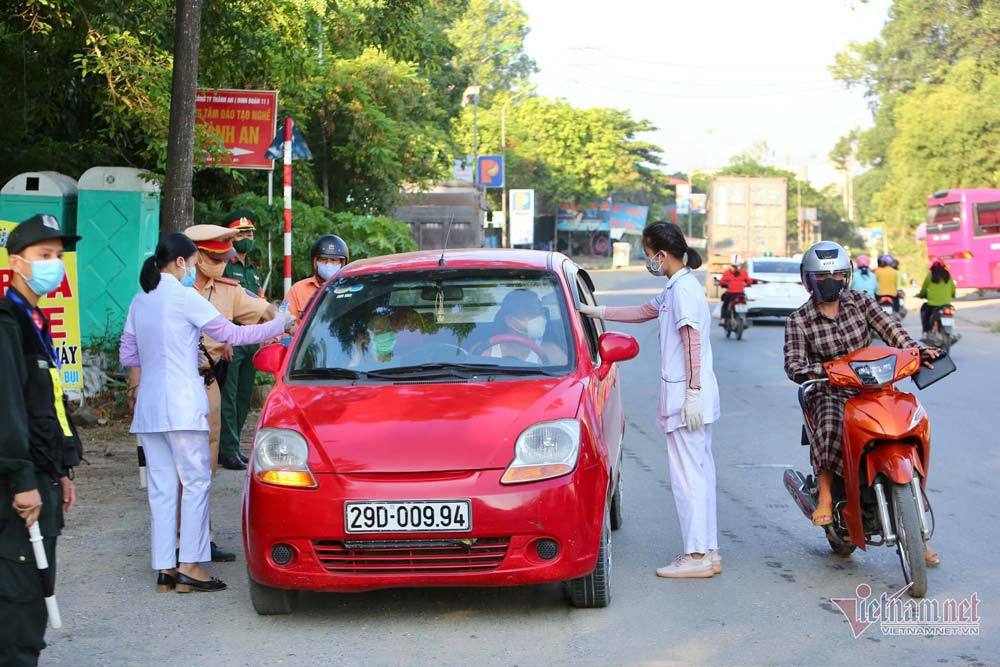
[124,273,221,434]
[649,268,721,433]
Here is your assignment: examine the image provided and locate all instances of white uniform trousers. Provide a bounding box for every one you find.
[138,430,212,569]
[665,424,718,555]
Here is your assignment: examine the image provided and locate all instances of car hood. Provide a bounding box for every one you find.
[261,376,585,473]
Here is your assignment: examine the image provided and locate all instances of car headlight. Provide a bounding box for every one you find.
[252,428,317,488]
[500,419,580,484]
[849,356,896,387]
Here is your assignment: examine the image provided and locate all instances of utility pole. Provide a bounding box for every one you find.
[160,0,205,235]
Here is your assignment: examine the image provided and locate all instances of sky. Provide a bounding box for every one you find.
[521,0,892,188]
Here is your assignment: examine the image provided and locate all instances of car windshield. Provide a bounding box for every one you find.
[752,260,799,274]
[290,269,574,379]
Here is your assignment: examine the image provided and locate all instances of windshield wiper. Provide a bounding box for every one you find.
[366,363,559,379]
[289,367,366,380]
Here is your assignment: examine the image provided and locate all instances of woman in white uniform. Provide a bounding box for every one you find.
[119,233,293,593]
[580,221,721,578]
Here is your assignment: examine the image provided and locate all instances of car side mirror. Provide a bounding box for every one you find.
[596,332,639,380]
[253,343,287,375]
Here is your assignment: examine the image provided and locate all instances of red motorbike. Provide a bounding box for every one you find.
[784,346,954,598]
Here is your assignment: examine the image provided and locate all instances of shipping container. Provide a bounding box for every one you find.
[705,176,788,294]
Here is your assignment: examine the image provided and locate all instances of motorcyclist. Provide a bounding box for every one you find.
[718,254,753,325]
[875,254,900,313]
[851,254,877,298]
[783,241,940,565]
[916,258,957,340]
[286,234,350,318]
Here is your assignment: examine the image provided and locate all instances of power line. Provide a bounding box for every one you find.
[565,47,833,71]
[563,79,848,100]
[555,63,842,88]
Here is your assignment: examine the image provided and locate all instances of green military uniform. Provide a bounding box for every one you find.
[219,232,263,463]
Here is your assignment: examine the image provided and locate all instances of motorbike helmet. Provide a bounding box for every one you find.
[877,254,889,267]
[730,253,743,267]
[310,234,349,262]
[930,257,948,270]
[887,254,900,269]
[855,254,870,269]
[800,241,853,302]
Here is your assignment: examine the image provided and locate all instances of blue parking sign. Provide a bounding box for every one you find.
[477,155,504,188]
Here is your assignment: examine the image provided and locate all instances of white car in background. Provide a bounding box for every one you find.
[744,257,810,319]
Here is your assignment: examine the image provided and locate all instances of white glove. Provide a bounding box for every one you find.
[681,388,704,431]
[278,310,296,333]
[578,304,606,319]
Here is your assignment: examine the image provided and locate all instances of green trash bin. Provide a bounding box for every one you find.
[0,171,79,236]
[76,167,160,343]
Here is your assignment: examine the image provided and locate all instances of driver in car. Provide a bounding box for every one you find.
[482,289,566,365]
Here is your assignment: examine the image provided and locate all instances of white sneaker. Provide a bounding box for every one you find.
[709,549,722,574]
[656,553,715,579]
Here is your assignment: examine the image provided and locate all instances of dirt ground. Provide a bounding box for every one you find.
[40,414,264,666]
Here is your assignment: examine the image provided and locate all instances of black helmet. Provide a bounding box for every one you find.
[310,234,349,262]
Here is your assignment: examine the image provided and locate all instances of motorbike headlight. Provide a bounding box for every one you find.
[908,402,927,431]
[500,419,580,484]
[849,356,896,387]
[253,428,317,488]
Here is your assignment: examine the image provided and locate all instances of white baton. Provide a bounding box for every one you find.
[27,522,62,629]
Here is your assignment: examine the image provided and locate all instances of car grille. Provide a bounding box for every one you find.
[312,537,510,574]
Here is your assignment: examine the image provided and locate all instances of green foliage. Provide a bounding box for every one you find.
[447,0,536,99]
[455,95,663,210]
[831,1,1000,268]
[196,193,416,299]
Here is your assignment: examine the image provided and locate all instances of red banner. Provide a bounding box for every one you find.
[195,88,278,170]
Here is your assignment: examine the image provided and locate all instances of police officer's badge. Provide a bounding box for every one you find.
[42,215,60,230]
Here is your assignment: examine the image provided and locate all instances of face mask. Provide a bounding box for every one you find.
[179,260,197,287]
[373,331,396,357]
[816,278,845,303]
[233,238,254,254]
[513,316,546,340]
[645,253,665,277]
[16,257,65,296]
[317,262,341,281]
[199,260,225,280]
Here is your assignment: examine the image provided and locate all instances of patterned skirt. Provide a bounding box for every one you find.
[805,385,859,477]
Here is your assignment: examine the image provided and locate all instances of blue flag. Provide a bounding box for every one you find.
[265,123,313,161]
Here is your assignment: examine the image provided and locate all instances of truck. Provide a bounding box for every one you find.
[704,176,788,296]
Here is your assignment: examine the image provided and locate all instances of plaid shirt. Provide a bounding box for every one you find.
[784,290,918,384]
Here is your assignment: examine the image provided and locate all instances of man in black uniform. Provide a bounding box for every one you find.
[0,214,82,666]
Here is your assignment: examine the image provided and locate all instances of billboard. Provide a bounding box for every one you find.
[0,220,84,392]
[476,155,504,188]
[610,202,649,233]
[556,200,611,232]
[195,88,279,170]
[509,189,535,246]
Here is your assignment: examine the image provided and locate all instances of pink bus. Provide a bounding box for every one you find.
[925,188,1000,289]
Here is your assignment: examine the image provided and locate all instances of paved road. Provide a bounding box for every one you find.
[45,267,997,666]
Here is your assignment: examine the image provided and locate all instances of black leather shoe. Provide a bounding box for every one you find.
[156,572,177,592]
[219,454,247,470]
[237,452,249,464]
[174,571,227,593]
[211,541,236,563]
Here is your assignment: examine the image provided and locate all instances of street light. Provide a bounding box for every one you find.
[501,84,536,246]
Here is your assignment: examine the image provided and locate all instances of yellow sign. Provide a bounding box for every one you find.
[0,220,84,392]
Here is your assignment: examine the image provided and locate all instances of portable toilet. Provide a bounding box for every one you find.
[76,167,160,343]
[0,171,79,235]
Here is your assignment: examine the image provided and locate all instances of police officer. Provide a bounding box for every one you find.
[0,214,82,665]
[185,224,277,475]
[286,234,349,318]
[219,210,261,470]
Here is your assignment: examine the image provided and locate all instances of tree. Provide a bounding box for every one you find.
[446,0,536,101]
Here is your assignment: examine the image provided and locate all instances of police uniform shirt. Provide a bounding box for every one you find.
[224,256,261,296]
[197,275,271,357]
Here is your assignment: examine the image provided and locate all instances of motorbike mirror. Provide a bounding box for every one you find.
[596,332,640,380]
[253,343,287,375]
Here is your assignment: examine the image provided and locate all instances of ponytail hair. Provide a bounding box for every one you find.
[643,220,702,270]
[140,233,197,293]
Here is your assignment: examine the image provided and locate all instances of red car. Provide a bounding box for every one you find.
[245,249,639,613]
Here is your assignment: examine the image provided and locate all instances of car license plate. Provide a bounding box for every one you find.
[734,304,749,313]
[941,317,954,328]
[344,500,471,533]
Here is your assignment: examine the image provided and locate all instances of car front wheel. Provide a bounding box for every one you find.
[564,510,612,608]
[249,571,298,615]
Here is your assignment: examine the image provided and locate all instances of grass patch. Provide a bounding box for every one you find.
[991,321,1000,334]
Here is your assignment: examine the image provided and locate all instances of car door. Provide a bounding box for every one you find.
[564,262,625,486]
